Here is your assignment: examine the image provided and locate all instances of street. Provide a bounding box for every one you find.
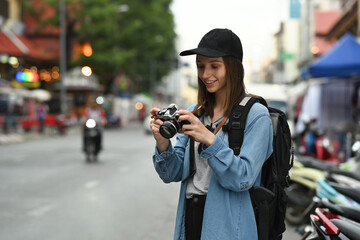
[0,124,179,240]
[0,123,299,240]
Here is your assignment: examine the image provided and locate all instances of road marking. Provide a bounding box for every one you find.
[118,166,129,173]
[27,204,53,217]
[84,180,99,189]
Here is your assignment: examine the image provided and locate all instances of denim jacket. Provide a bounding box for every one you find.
[153,102,273,240]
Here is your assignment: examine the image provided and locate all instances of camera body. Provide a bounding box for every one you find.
[156,104,189,139]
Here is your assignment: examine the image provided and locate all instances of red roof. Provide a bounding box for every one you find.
[25,36,60,61]
[0,32,25,56]
[314,11,340,55]
[0,31,59,61]
[315,11,340,35]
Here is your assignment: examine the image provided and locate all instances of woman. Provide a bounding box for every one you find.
[150,28,273,240]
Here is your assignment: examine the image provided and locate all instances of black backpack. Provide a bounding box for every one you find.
[222,96,294,240]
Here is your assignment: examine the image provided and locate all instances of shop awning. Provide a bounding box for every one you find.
[0,30,59,61]
[302,33,360,79]
[0,31,27,56]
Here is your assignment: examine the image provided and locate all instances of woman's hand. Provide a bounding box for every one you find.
[177,110,216,147]
[150,108,169,153]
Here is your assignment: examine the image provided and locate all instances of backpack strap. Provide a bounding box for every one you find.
[223,96,271,240]
[222,96,261,156]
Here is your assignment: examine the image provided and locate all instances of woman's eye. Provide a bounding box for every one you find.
[197,65,204,69]
[211,65,218,69]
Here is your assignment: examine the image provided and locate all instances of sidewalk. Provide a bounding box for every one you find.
[0,132,24,145]
[0,121,141,146]
[0,126,81,146]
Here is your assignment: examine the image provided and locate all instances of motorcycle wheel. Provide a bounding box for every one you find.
[285,183,317,226]
[86,143,97,163]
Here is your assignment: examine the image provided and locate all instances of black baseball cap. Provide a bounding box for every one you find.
[179,28,243,61]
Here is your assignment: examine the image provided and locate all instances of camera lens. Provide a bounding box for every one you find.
[159,121,178,139]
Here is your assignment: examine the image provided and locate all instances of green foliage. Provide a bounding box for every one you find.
[27,0,177,94]
[75,0,177,94]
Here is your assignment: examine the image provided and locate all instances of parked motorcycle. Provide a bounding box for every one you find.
[83,118,101,163]
[286,155,360,226]
[303,206,360,240]
[297,184,360,239]
[285,158,325,225]
[55,114,67,135]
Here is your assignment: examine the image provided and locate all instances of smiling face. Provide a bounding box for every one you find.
[196,55,227,96]
[195,55,245,118]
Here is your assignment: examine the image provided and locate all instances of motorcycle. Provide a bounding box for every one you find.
[286,155,360,226]
[303,206,360,240]
[55,114,67,135]
[285,158,325,225]
[297,183,360,239]
[83,118,101,163]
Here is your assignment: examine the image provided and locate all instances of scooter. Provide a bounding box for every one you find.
[286,155,360,226]
[304,207,360,240]
[285,159,325,225]
[298,188,360,239]
[56,114,67,135]
[83,118,101,163]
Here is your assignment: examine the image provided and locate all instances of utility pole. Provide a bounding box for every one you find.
[149,60,156,98]
[59,0,67,115]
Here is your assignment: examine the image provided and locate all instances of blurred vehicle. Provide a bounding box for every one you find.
[246,83,295,137]
[19,113,70,134]
[143,114,152,135]
[83,118,101,163]
[55,114,67,135]
[304,206,360,240]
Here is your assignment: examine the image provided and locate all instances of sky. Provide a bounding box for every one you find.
[170,0,287,70]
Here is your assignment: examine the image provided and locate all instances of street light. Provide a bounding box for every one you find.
[81,66,92,77]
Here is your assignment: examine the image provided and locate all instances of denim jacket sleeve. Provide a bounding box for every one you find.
[200,103,273,192]
[152,133,190,183]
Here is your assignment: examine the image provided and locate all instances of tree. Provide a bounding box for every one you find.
[25,0,177,94]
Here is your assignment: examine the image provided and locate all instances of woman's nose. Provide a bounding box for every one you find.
[200,67,211,79]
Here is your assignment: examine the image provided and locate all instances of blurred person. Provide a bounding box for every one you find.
[82,100,107,152]
[37,101,47,134]
[299,117,318,157]
[150,29,273,240]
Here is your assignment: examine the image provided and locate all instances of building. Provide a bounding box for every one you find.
[1,0,101,116]
[264,0,359,84]
[0,0,100,133]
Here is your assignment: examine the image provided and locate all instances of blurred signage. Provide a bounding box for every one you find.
[279,51,295,62]
[64,76,99,89]
[16,71,39,82]
[58,67,99,90]
[289,0,301,19]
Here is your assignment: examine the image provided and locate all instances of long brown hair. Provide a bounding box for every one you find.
[194,56,246,118]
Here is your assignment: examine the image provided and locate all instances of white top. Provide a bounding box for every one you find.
[186,115,225,198]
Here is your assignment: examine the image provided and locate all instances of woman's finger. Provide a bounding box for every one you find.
[150,108,160,117]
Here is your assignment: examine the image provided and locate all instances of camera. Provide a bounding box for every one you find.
[155,104,189,139]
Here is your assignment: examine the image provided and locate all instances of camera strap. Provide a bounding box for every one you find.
[189,137,196,178]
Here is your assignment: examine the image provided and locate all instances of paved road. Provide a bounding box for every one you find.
[0,123,300,239]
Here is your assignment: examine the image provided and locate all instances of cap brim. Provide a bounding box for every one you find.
[179,47,226,58]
